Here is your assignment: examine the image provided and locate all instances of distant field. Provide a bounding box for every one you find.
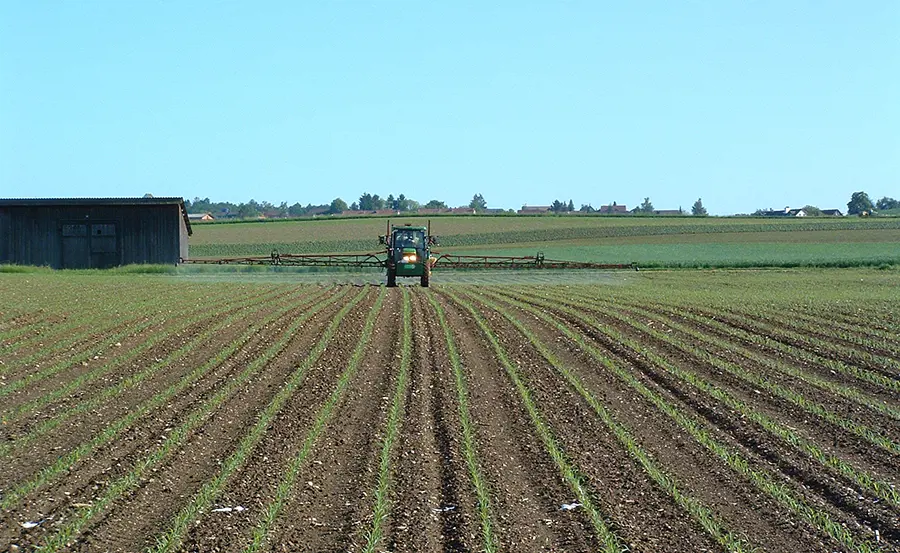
[188,216,900,268]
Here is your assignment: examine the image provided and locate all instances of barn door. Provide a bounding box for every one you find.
[90,223,118,268]
[61,223,90,269]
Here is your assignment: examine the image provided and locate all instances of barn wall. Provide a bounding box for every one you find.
[0,204,186,268]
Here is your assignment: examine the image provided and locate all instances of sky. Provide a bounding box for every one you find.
[1,1,897,215]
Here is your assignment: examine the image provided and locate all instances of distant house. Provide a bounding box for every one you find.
[518,205,551,214]
[416,208,452,215]
[600,204,628,214]
[762,207,806,217]
[652,209,683,216]
[306,206,330,216]
[820,209,844,217]
[188,212,215,221]
[451,207,476,214]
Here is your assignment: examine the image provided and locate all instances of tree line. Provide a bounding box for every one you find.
[184,190,896,220]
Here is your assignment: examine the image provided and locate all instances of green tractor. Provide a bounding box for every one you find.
[380,222,437,287]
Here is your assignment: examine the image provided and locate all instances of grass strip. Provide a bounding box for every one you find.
[0,286,321,458]
[510,287,900,509]
[463,288,754,552]
[34,286,356,553]
[0,285,292,425]
[3,287,336,513]
[425,291,498,553]
[242,287,387,553]
[145,286,371,553]
[362,288,412,553]
[441,289,625,553]
[485,287,882,553]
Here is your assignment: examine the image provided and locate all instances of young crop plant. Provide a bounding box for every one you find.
[481,287,885,553]
[459,288,754,553]
[440,288,626,553]
[242,287,387,553]
[33,287,357,553]
[745,306,900,360]
[608,300,900,424]
[0,286,326,459]
[0,284,296,426]
[673,305,900,394]
[363,288,413,553]
[708,306,900,376]
[560,294,900,457]
[145,287,373,553]
[509,287,900,511]
[0,289,191,373]
[425,291,498,553]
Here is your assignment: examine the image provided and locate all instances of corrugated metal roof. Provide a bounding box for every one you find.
[0,197,185,206]
[0,197,192,235]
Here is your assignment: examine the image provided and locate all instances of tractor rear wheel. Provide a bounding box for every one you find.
[387,268,397,288]
[420,265,430,287]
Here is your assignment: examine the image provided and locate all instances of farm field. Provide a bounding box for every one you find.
[0,270,898,552]
[187,215,900,268]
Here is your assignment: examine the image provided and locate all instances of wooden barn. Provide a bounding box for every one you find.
[0,197,192,269]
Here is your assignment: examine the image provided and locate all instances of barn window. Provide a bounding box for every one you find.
[91,224,117,253]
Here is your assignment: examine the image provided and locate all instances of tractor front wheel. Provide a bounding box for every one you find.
[387,267,397,288]
[420,265,430,287]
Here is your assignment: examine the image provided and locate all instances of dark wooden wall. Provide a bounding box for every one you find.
[0,204,189,268]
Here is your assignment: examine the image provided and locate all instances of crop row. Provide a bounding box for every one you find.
[34,286,358,552]
[468,287,887,552]
[517,286,899,508]
[4,287,339,516]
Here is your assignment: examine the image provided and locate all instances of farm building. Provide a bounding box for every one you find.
[188,212,215,221]
[0,197,192,269]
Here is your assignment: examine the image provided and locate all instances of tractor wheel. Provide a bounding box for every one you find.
[420,266,430,287]
[387,268,397,288]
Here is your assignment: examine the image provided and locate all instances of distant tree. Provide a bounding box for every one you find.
[349,202,359,211]
[876,196,899,210]
[424,199,447,209]
[358,193,375,210]
[386,194,396,210]
[236,200,260,219]
[372,194,386,210]
[751,208,769,216]
[579,203,595,213]
[287,202,306,217]
[691,198,708,216]
[328,198,348,214]
[640,197,654,213]
[802,205,823,216]
[551,199,564,212]
[847,191,874,215]
[397,193,416,211]
[469,193,487,211]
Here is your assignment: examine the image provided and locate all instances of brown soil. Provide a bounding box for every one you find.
[2,284,896,553]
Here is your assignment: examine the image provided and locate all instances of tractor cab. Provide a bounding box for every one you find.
[380,223,436,287]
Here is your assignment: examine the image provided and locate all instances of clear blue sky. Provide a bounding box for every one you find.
[1,1,897,215]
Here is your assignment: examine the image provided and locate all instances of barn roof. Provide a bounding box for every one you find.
[0,197,192,235]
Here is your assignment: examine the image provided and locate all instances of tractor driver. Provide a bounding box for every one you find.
[397,230,420,248]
